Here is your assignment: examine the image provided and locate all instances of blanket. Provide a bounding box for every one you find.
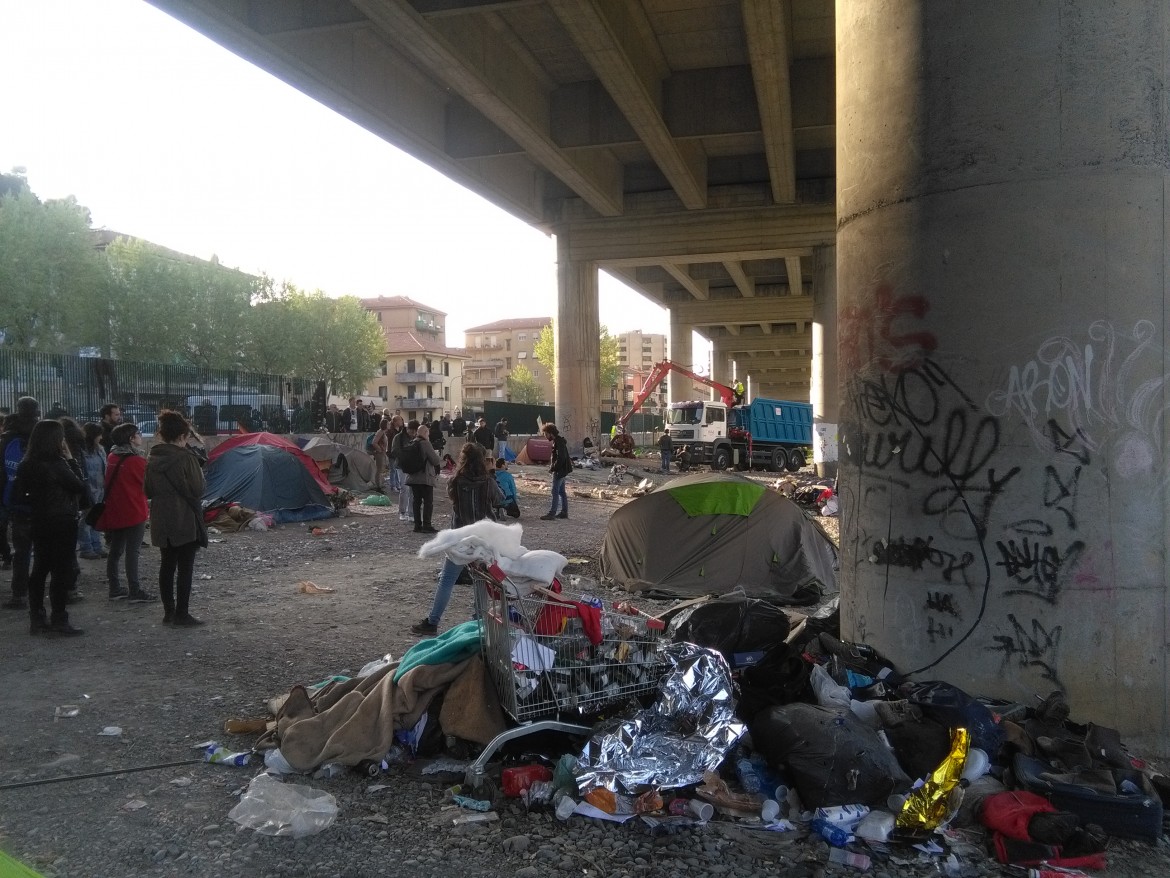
[393,620,483,683]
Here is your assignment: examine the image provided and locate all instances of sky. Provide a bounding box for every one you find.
[2,0,709,362]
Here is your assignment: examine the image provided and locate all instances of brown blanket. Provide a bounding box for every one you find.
[275,655,506,771]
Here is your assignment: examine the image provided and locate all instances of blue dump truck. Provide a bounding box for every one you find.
[665,396,813,472]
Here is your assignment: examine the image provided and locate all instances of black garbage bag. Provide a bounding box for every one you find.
[902,680,1004,757]
[736,642,812,722]
[883,715,953,780]
[750,703,911,808]
[667,594,790,669]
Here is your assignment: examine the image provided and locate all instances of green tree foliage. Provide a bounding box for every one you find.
[0,181,108,351]
[533,321,620,397]
[506,363,544,404]
[286,290,384,395]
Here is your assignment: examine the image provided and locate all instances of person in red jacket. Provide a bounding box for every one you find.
[97,423,154,603]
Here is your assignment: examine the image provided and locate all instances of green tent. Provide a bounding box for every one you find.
[600,472,838,599]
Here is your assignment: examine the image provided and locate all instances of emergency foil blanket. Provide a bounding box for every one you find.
[576,643,746,795]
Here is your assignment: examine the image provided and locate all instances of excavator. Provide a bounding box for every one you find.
[609,360,738,457]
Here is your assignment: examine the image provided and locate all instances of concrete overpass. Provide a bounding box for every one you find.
[147,1,1170,752]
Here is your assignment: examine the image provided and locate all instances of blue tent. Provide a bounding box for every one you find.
[203,443,334,523]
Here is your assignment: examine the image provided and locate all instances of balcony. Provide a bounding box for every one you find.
[396,396,446,410]
[465,357,505,369]
[394,371,446,383]
[415,319,443,334]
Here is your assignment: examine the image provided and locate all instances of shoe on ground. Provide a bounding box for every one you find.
[540,513,557,521]
[419,526,438,534]
[29,618,48,635]
[171,613,204,627]
[399,514,410,521]
[66,591,85,604]
[128,590,158,603]
[108,587,129,600]
[413,525,423,532]
[2,597,26,610]
[162,609,174,625]
[556,512,568,519]
[46,621,84,637]
[410,619,437,635]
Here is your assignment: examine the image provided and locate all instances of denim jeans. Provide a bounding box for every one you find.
[426,557,465,626]
[78,520,103,555]
[398,480,413,515]
[548,475,568,515]
[107,521,146,594]
[389,465,402,492]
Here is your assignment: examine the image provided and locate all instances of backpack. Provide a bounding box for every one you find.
[398,439,426,474]
[2,435,25,508]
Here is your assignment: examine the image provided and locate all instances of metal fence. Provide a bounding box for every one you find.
[0,349,291,434]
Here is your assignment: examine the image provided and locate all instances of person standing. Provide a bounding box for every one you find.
[658,430,673,474]
[11,419,88,636]
[341,397,368,433]
[411,442,502,636]
[386,415,405,492]
[493,417,510,460]
[98,403,122,453]
[439,412,452,437]
[0,398,40,609]
[78,423,108,560]
[451,412,467,437]
[97,423,153,602]
[472,417,494,456]
[145,412,207,627]
[406,424,442,534]
[391,419,418,521]
[371,418,390,493]
[540,423,572,520]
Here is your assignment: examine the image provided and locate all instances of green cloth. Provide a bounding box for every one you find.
[667,480,765,518]
[0,849,47,878]
[393,620,482,682]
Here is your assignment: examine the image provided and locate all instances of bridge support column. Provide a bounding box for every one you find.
[667,313,693,403]
[811,243,838,479]
[554,230,600,453]
[838,1,1170,750]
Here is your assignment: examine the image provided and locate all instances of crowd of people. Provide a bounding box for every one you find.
[0,396,208,637]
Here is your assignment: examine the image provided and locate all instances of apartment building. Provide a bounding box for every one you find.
[462,317,553,407]
[613,330,668,412]
[360,296,468,421]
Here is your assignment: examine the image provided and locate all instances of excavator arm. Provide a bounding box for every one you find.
[618,361,735,432]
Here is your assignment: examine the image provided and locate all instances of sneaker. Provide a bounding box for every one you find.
[399,514,410,522]
[556,512,568,519]
[540,513,557,521]
[108,587,129,601]
[171,613,204,627]
[2,596,26,610]
[46,621,84,637]
[410,619,437,636]
[128,590,158,603]
[419,526,438,534]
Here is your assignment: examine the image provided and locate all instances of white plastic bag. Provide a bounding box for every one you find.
[228,773,338,837]
[810,664,851,710]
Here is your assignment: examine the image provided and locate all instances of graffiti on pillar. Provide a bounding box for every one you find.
[994,536,1087,604]
[987,614,1064,687]
[840,283,938,374]
[870,536,975,586]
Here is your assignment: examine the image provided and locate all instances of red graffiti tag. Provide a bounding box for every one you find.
[841,283,938,373]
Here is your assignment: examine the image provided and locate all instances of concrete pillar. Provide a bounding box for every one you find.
[554,230,600,451]
[710,342,735,388]
[811,243,838,479]
[837,2,1170,751]
[668,313,693,403]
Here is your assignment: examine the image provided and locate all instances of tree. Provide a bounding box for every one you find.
[0,188,108,351]
[506,363,544,404]
[533,321,620,399]
[239,277,306,375]
[286,291,384,395]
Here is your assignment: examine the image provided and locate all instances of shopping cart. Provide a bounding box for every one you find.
[465,559,669,783]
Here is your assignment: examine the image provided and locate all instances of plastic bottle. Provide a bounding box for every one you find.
[204,744,251,767]
[828,848,872,869]
[735,757,764,794]
[263,748,295,775]
[809,817,851,847]
[502,765,553,797]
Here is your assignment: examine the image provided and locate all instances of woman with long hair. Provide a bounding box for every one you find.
[97,422,154,602]
[11,419,89,636]
[144,411,207,627]
[77,422,107,560]
[539,423,572,520]
[386,414,405,492]
[410,441,502,636]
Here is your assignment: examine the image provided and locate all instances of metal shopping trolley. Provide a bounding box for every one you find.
[465,559,669,784]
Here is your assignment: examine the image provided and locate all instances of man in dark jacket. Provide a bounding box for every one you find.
[493,418,510,459]
[98,403,122,453]
[450,413,467,437]
[1,397,40,609]
[340,397,369,433]
[539,423,572,520]
[472,418,495,455]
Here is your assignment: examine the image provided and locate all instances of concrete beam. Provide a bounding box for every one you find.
[353,0,624,217]
[563,204,836,266]
[785,255,803,296]
[723,260,755,297]
[742,0,796,203]
[724,324,741,335]
[661,263,710,300]
[760,322,772,333]
[550,0,708,210]
[672,295,812,326]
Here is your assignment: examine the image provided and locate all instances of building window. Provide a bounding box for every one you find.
[407,359,416,373]
[518,333,527,341]
[377,386,387,399]
[518,351,527,359]
[407,385,417,399]
[444,387,450,400]
[475,337,483,349]
[444,362,450,376]
[379,361,387,376]
[506,357,512,369]
[376,312,382,322]
[426,358,433,373]
[489,336,498,347]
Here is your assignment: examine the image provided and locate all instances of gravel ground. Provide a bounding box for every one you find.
[1,460,1165,878]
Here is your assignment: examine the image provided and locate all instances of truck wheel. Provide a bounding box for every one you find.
[768,448,787,472]
[785,449,806,472]
[712,447,732,470]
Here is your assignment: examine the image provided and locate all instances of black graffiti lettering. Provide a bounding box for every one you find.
[1046,419,1091,464]
[995,538,1086,603]
[921,466,1020,539]
[926,616,955,643]
[925,591,960,618]
[872,537,976,585]
[989,614,1063,686]
[1042,465,1082,531]
[1006,519,1054,536]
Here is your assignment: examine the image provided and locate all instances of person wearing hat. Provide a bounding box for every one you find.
[472,417,494,456]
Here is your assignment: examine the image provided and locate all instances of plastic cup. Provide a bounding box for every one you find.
[555,795,577,821]
[760,800,780,822]
[689,800,713,821]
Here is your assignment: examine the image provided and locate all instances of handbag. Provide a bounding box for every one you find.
[85,455,128,530]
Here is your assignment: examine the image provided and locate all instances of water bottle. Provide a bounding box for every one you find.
[735,757,764,794]
[809,817,851,847]
[204,744,251,767]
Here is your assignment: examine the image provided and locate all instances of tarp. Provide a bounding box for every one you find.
[600,472,838,599]
[301,435,377,492]
[209,432,334,495]
[204,444,334,523]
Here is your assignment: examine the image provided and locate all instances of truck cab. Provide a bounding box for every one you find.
[664,400,727,445]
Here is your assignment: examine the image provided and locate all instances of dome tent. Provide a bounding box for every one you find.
[600,472,837,600]
[204,433,336,523]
